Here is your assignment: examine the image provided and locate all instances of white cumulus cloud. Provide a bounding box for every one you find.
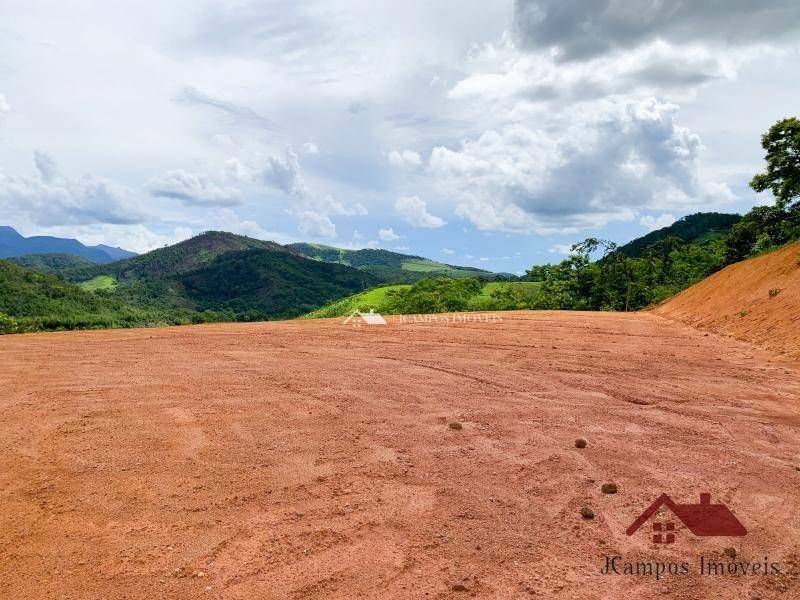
[298,210,336,238]
[260,147,365,236]
[395,195,446,228]
[223,157,253,182]
[147,169,242,206]
[378,227,401,241]
[261,147,306,197]
[429,98,732,233]
[388,150,422,168]
[302,141,320,155]
[0,94,9,122]
[210,208,297,244]
[640,213,676,231]
[0,151,147,227]
[549,244,576,255]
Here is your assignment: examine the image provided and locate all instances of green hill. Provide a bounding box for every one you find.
[617,213,742,258]
[287,243,496,282]
[68,232,379,322]
[7,253,95,276]
[92,230,287,281]
[0,260,174,333]
[173,248,379,319]
[302,280,542,319]
[300,284,411,319]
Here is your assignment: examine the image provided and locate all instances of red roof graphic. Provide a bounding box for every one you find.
[626,493,747,537]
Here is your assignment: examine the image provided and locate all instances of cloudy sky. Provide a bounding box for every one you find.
[1,1,798,273]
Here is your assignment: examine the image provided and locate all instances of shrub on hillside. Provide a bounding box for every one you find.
[385,277,481,314]
[725,204,800,264]
[0,311,18,334]
[489,283,538,310]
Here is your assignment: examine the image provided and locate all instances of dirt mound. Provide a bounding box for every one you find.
[653,241,800,360]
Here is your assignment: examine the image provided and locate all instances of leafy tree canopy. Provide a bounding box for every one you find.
[750,117,800,210]
[385,277,482,314]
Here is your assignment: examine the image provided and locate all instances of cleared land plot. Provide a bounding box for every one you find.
[1,312,799,599]
[78,275,117,292]
[400,259,487,277]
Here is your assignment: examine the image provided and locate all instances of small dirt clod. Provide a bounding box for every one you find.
[575,438,587,448]
[601,483,618,494]
[580,507,594,519]
[448,422,463,431]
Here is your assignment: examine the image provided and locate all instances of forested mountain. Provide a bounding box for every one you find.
[617,213,742,258]
[0,260,166,332]
[0,232,379,331]
[7,253,95,275]
[288,242,495,282]
[72,232,378,321]
[92,231,288,281]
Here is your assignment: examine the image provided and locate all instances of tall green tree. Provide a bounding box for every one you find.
[725,117,800,263]
[750,117,800,210]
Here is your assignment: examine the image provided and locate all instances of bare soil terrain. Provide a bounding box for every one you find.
[653,241,800,360]
[2,312,800,599]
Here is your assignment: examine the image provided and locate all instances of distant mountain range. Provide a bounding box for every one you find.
[0,212,747,333]
[0,226,137,263]
[1,226,509,329]
[288,243,496,283]
[1,231,382,331]
[1,225,496,282]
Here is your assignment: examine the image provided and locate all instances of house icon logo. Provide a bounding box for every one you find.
[342,309,387,327]
[626,493,746,544]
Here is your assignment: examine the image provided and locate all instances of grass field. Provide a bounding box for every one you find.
[300,284,411,318]
[302,281,543,318]
[400,259,486,277]
[78,275,117,292]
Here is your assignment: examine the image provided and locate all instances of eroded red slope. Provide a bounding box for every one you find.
[652,241,800,359]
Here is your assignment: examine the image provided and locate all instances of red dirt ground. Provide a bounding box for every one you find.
[1,312,800,599]
[653,241,800,360]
